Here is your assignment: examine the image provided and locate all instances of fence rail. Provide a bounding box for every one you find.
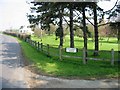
[26,38,116,66]
[3,32,118,66]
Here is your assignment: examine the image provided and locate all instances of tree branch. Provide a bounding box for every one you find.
[98,22,111,27]
[63,16,70,26]
[85,17,95,26]
[74,10,95,26]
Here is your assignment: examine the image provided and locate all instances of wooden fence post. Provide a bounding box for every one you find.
[41,43,43,51]
[35,41,36,47]
[33,41,35,47]
[32,40,34,46]
[26,38,28,42]
[26,38,28,43]
[30,40,32,46]
[37,42,40,51]
[59,46,62,60]
[31,40,33,46]
[47,44,49,56]
[34,41,35,47]
[28,39,30,44]
[36,41,38,48]
[83,47,86,64]
[33,41,35,46]
[32,41,34,46]
[33,41,34,46]
[30,39,32,45]
[111,48,114,66]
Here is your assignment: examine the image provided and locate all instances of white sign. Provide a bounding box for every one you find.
[66,48,78,53]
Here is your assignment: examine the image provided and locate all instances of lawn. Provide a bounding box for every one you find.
[15,35,119,79]
[31,35,118,61]
[31,35,118,51]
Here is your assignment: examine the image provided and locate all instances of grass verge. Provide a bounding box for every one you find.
[15,37,120,79]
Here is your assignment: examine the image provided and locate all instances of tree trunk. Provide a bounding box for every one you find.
[82,6,87,61]
[93,4,99,56]
[48,25,51,36]
[59,5,63,46]
[118,27,120,63]
[69,3,74,48]
[117,23,120,43]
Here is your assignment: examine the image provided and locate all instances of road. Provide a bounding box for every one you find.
[0,34,30,88]
[0,34,119,88]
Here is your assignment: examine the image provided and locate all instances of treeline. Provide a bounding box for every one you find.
[33,23,117,38]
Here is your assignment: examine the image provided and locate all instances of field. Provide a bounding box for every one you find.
[31,35,118,51]
[31,35,118,61]
[15,34,119,79]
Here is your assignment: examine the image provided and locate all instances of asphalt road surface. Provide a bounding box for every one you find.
[0,34,119,88]
[0,34,30,88]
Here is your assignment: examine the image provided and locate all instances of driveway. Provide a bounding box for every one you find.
[0,34,119,88]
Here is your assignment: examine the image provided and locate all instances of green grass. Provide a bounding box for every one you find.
[31,35,118,51]
[31,35,118,61]
[15,36,119,79]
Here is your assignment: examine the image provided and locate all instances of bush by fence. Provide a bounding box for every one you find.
[3,31,17,37]
[3,31,31,41]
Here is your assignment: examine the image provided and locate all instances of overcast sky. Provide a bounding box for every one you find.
[0,0,31,31]
[0,0,118,31]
